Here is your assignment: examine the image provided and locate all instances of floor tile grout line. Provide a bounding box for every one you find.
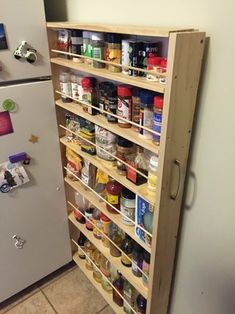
[40,289,58,314]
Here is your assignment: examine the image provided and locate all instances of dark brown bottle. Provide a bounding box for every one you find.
[112,272,124,306]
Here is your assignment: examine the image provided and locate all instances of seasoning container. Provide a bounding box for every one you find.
[84,240,95,270]
[101,213,111,248]
[107,86,118,123]
[80,120,96,155]
[85,207,94,231]
[139,91,154,139]
[141,41,161,74]
[106,178,122,213]
[136,295,147,314]
[77,75,83,101]
[93,208,102,240]
[132,88,141,131]
[107,33,121,73]
[121,235,133,267]
[126,146,148,186]
[123,280,134,314]
[74,191,89,224]
[128,41,143,77]
[82,31,92,64]
[95,126,117,161]
[142,251,150,287]
[117,85,132,128]
[146,56,162,81]
[77,232,86,259]
[59,72,72,103]
[91,32,105,68]
[103,82,115,113]
[132,243,143,277]
[81,77,98,115]
[100,256,112,293]
[98,82,106,113]
[71,30,83,62]
[108,223,123,257]
[70,73,79,101]
[93,249,103,283]
[122,39,130,75]
[121,188,136,226]
[116,137,134,176]
[153,95,164,145]
[159,58,167,73]
[147,156,158,192]
[112,272,124,307]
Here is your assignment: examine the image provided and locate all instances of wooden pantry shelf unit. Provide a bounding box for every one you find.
[48,22,205,314]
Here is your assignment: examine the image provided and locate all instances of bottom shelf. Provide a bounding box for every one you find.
[73,253,124,314]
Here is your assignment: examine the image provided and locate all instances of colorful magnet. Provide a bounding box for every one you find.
[2,99,17,112]
[9,152,27,163]
[29,134,39,144]
[0,111,14,136]
[0,24,8,50]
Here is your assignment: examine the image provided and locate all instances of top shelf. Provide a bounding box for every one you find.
[47,22,194,38]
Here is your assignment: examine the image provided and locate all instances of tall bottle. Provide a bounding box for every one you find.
[112,272,124,307]
[121,235,133,267]
[106,177,122,213]
[123,280,134,314]
[77,232,86,259]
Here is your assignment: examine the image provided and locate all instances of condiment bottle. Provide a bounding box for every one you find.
[100,213,111,248]
[123,280,134,314]
[117,85,132,128]
[95,126,117,162]
[107,86,118,123]
[147,156,158,192]
[100,256,112,293]
[132,88,141,131]
[121,188,136,226]
[84,240,95,270]
[121,235,133,267]
[85,207,94,231]
[82,31,92,64]
[139,91,154,139]
[121,39,130,75]
[81,77,98,115]
[106,178,122,213]
[107,33,122,73]
[71,29,83,62]
[81,159,90,188]
[92,208,102,240]
[116,137,134,176]
[132,243,143,277]
[81,77,92,111]
[98,82,106,113]
[70,73,79,101]
[146,56,162,81]
[126,146,148,185]
[136,294,147,314]
[74,191,89,224]
[77,232,86,259]
[112,272,124,307]
[153,95,164,145]
[142,251,150,288]
[128,41,143,77]
[92,249,103,283]
[108,223,123,257]
[91,32,105,68]
[59,72,72,103]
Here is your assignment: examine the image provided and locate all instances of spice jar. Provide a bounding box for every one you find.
[85,207,94,231]
[95,126,117,161]
[77,232,86,259]
[126,146,148,186]
[136,294,147,314]
[146,56,162,81]
[139,91,154,139]
[121,39,130,75]
[108,223,123,257]
[100,213,111,248]
[121,188,136,226]
[92,208,102,240]
[82,31,92,64]
[116,137,134,176]
[142,251,150,288]
[92,249,103,283]
[98,82,106,113]
[107,86,118,123]
[106,178,122,213]
[121,235,133,267]
[132,243,143,277]
[153,95,164,145]
[112,272,124,307]
[147,156,158,192]
[71,29,83,62]
[123,280,134,314]
[91,32,105,68]
[132,88,141,131]
[128,41,143,77]
[59,72,72,103]
[107,33,122,73]
[82,77,98,115]
[117,85,132,128]
[84,240,95,270]
[100,256,112,293]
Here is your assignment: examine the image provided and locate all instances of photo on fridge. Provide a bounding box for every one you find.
[0,23,8,50]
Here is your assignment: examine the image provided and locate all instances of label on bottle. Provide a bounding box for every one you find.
[81,171,89,186]
[78,85,83,101]
[71,82,78,100]
[92,47,104,60]
[139,108,153,138]
[60,82,72,98]
[107,193,119,205]
[127,161,137,183]
[121,201,135,225]
[117,97,131,124]
[153,111,162,142]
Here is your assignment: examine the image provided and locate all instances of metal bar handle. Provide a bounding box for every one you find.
[170,159,181,200]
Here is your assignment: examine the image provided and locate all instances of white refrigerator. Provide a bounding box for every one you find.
[0,0,71,302]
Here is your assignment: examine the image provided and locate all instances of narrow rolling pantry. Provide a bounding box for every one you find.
[47,22,205,314]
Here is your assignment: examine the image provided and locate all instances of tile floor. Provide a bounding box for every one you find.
[0,262,115,314]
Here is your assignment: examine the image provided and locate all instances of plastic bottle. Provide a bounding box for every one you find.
[74,191,89,224]
[108,223,123,257]
[107,86,118,123]
[121,188,136,226]
[126,146,148,186]
[153,95,164,145]
[121,39,130,75]
[84,241,95,270]
[139,91,154,139]
[70,73,79,101]
[91,32,105,68]
[117,85,132,128]
[147,156,158,192]
[106,178,122,213]
[59,72,72,103]
[92,249,102,283]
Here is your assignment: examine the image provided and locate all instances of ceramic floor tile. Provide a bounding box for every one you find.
[98,305,116,314]
[42,266,107,314]
[3,291,55,314]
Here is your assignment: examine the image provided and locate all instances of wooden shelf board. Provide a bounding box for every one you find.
[51,57,165,93]
[65,177,151,253]
[69,213,148,299]
[73,253,124,314]
[60,136,156,204]
[47,22,194,38]
[56,99,159,155]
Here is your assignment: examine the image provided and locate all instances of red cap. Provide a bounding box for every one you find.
[160,58,167,69]
[81,77,91,88]
[147,56,162,66]
[154,96,164,109]
[117,85,132,97]
[100,212,111,222]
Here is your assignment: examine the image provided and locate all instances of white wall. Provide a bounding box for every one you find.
[45,1,235,313]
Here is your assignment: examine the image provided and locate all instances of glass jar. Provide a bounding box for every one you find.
[123,280,134,314]
[100,256,112,293]
[85,207,94,231]
[116,137,134,176]
[121,235,133,267]
[121,39,130,75]
[74,191,89,224]
[77,232,86,259]
[70,73,79,101]
[112,272,124,307]
[132,243,143,277]
[126,146,148,186]
[100,213,111,248]
[107,33,122,73]
[106,178,122,213]
[139,91,154,139]
[147,156,158,192]
[59,72,72,103]
[142,251,150,288]
[92,208,102,240]
[121,188,136,226]
[136,294,147,314]
[92,249,103,283]
[146,56,161,81]
[82,31,92,64]
[117,85,132,128]
[84,241,95,271]
[91,32,105,68]
[132,88,141,131]
[108,223,123,257]
[81,77,98,115]
[71,29,83,62]
[95,126,117,161]
[107,86,118,123]
[153,95,164,145]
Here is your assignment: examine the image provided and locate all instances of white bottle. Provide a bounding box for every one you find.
[147,156,158,191]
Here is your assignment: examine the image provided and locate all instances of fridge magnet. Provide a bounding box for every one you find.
[0,111,14,136]
[2,99,17,112]
[29,134,39,144]
[0,161,30,193]
[0,24,8,50]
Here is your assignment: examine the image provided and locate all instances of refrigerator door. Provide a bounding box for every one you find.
[0,80,71,302]
[0,0,51,82]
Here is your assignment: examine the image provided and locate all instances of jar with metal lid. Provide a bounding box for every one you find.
[153,95,164,145]
[139,91,154,139]
[107,33,122,73]
[117,85,132,128]
[91,32,105,68]
[71,29,83,62]
[116,137,134,176]
[121,188,136,226]
[81,77,98,115]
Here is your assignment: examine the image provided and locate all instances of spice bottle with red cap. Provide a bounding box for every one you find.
[81,77,98,115]
[153,95,164,145]
[117,85,132,128]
